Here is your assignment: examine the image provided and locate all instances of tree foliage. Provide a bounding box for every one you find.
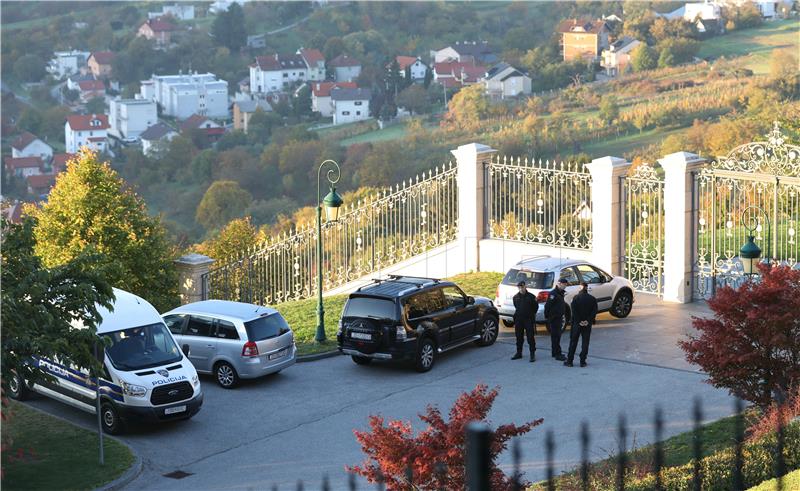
[631,44,658,72]
[196,180,253,232]
[212,2,246,51]
[25,149,179,312]
[598,95,620,123]
[348,384,542,490]
[443,84,490,130]
[1,217,114,391]
[13,54,46,82]
[680,265,800,408]
[196,216,262,260]
[396,84,431,115]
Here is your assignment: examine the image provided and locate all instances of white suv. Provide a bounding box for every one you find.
[494,256,635,331]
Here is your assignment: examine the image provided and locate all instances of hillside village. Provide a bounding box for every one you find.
[1,0,798,244]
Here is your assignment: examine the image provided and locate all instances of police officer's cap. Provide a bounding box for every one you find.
[517,281,526,287]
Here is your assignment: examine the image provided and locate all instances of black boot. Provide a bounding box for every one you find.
[529,352,535,362]
[511,352,522,360]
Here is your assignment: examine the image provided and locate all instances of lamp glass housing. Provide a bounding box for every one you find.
[739,235,762,276]
[322,187,344,222]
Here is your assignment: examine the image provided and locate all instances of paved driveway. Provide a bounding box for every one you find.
[26,294,736,490]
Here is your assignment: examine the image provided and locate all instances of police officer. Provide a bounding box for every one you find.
[565,282,598,368]
[544,278,568,361]
[512,280,537,362]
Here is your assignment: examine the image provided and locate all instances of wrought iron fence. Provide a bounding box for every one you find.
[486,156,593,250]
[203,164,459,304]
[622,162,665,295]
[694,123,800,299]
[261,397,795,490]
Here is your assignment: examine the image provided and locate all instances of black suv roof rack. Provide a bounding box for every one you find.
[354,275,445,295]
[388,274,440,283]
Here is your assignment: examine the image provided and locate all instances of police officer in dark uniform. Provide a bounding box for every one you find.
[544,278,568,361]
[512,280,537,362]
[565,282,598,368]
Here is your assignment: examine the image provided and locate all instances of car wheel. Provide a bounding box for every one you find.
[610,290,633,318]
[7,371,29,401]
[101,402,125,435]
[352,355,372,366]
[415,338,436,373]
[476,316,499,346]
[215,361,239,389]
[501,319,514,328]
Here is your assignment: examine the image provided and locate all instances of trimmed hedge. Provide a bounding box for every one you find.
[627,422,800,491]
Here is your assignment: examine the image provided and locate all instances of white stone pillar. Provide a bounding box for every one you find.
[451,143,497,273]
[174,253,215,305]
[659,151,706,303]
[585,156,631,276]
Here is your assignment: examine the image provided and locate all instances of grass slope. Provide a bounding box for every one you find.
[698,20,800,74]
[747,469,800,490]
[2,401,134,491]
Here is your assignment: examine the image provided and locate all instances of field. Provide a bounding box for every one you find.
[339,122,411,146]
[698,20,800,74]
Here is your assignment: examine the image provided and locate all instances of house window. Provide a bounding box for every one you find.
[283,73,288,78]
[356,111,361,116]
[342,111,350,115]
[354,101,362,106]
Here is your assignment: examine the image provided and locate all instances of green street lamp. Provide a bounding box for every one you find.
[315,160,343,342]
[738,205,771,278]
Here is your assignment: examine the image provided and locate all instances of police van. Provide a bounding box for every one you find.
[8,288,203,434]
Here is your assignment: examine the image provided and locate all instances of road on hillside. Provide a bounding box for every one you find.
[26,294,736,490]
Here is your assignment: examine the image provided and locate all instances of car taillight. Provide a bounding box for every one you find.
[242,341,259,357]
[495,285,500,299]
[536,291,549,303]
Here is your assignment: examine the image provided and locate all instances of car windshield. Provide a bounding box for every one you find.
[343,297,398,321]
[502,269,554,290]
[245,313,290,341]
[102,323,182,371]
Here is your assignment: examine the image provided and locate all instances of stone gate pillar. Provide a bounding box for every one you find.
[174,253,215,305]
[659,151,706,303]
[586,156,631,276]
[451,143,497,273]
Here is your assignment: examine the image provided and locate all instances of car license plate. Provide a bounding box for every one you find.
[351,332,371,341]
[165,405,186,415]
[269,349,286,360]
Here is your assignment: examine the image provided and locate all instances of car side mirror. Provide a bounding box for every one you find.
[182,344,191,356]
[467,296,475,305]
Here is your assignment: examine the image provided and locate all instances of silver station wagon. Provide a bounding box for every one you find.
[162,301,296,388]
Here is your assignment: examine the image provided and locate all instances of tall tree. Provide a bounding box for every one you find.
[2,218,114,393]
[196,180,253,231]
[26,149,179,312]
[396,84,431,115]
[631,44,658,72]
[212,2,246,52]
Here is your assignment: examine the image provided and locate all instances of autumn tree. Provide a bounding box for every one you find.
[197,216,262,260]
[598,95,620,124]
[349,384,542,490]
[26,149,179,312]
[631,44,658,72]
[196,180,253,232]
[443,84,490,130]
[680,265,800,408]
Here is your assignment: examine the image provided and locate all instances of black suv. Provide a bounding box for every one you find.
[336,276,500,372]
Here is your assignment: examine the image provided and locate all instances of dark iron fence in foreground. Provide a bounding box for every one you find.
[262,397,792,490]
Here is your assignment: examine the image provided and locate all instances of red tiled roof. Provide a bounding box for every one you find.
[395,56,418,70]
[52,153,75,173]
[557,18,607,34]
[78,79,106,91]
[329,54,360,67]
[66,114,109,131]
[439,78,462,88]
[180,114,219,131]
[90,51,115,65]
[142,17,178,32]
[11,131,41,151]
[299,48,325,65]
[4,156,42,170]
[253,55,280,71]
[434,62,486,83]
[310,81,357,97]
[27,173,56,189]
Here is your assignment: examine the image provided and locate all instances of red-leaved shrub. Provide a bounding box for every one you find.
[748,386,800,442]
[680,264,800,408]
[347,384,542,490]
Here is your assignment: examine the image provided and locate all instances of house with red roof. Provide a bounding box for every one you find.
[180,114,225,144]
[391,56,428,82]
[433,61,487,89]
[27,174,57,197]
[137,17,178,47]
[65,114,109,153]
[249,48,326,95]
[76,79,106,103]
[329,55,361,83]
[11,132,53,160]
[310,81,357,117]
[87,51,114,78]
[4,156,43,178]
[51,153,76,174]
[299,48,326,81]
[557,18,610,61]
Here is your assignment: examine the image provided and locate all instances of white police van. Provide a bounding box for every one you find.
[8,288,203,434]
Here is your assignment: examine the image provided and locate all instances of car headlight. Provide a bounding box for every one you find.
[396,326,407,341]
[192,374,199,388]
[337,319,343,336]
[121,381,147,398]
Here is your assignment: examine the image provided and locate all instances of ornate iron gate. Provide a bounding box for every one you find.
[694,123,800,299]
[622,162,665,295]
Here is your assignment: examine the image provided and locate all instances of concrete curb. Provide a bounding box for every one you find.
[95,445,143,491]
[297,350,341,362]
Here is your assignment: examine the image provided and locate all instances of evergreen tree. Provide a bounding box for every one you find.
[212,3,246,52]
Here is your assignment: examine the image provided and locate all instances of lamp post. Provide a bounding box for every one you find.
[316,160,343,342]
[738,205,771,277]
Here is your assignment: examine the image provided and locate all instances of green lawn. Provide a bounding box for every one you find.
[2,401,135,491]
[582,126,687,159]
[698,20,800,74]
[276,271,504,356]
[339,123,410,146]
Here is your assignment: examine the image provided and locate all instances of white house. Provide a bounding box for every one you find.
[148,4,195,20]
[65,114,109,153]
[311,81,357,117]
[11,132,53,160]
[331,88,371,125]
[47,50,91,79]
[249,51,324,94]
[394,56,428,82]
[484,63,531,99]
[683,1,722,21]
[140,72,229,119]
[108,98,158,141]
[430,41,498,65]
[4,156,43,178]
[299,48,326,81]
[601,37,642,76]
[139,122,178,155]
[329,55,362,83]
